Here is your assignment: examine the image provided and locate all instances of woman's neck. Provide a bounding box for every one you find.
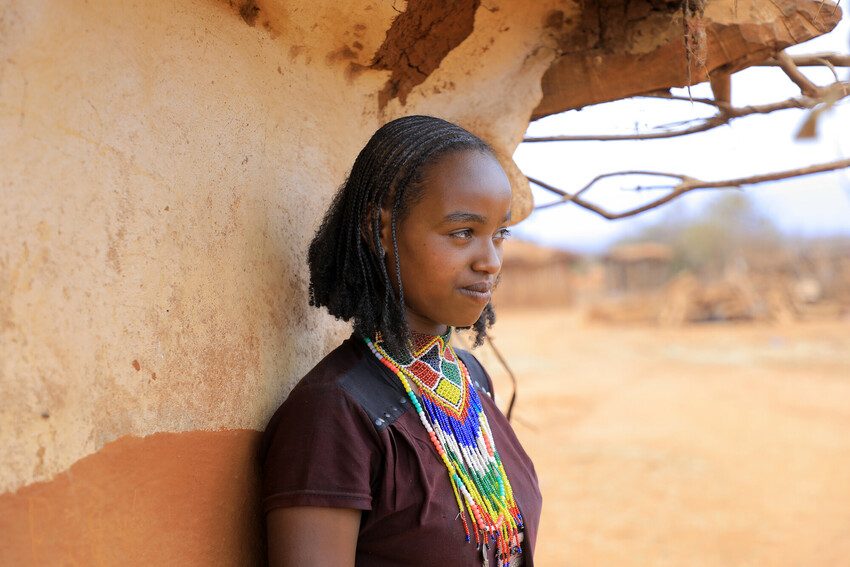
[409,325,452,341]
[402,306,450,338]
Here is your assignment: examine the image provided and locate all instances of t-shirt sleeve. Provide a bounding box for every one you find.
[260,382,382,514]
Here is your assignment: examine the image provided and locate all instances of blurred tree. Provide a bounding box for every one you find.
[618,192,782,275]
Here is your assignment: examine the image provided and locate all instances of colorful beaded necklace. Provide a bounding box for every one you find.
[364,327,524,566]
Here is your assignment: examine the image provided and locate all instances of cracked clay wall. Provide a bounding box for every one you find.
[0,0,570,563]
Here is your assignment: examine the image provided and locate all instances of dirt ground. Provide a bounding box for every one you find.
[462,308,850,567]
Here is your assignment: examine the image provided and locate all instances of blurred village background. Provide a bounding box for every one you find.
[496,195,850,325]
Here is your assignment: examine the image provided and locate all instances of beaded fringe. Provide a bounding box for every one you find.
[365,335,524,566]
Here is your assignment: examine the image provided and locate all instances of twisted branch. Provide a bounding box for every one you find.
[528,158,850,219]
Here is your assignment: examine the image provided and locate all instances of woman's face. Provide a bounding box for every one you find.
[380,149,513,335]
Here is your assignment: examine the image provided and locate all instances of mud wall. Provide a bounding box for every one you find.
[0,0,566,563]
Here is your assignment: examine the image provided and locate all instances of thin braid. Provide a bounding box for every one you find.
[387,197,409,357]
[470,303,496,347]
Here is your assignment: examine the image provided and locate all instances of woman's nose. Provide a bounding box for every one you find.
[472,239,501,274]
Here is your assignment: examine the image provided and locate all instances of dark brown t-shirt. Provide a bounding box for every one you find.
[260,332,543,566]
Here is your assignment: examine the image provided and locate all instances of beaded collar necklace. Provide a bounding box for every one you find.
[364,327,524,566]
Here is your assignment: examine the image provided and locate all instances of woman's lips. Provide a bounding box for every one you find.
[459,284,492,303]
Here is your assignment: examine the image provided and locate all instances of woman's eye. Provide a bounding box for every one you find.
[451,229,473,239]
[494,227,511,241]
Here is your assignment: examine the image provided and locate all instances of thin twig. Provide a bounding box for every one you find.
[524,116,726,141]
[759,53,850,67]
[511,414,538,432]
[484,335,519,422]
[522,93,841,142]
[815,57,841,82]
[528,158,850,219]
[522,87,850,142]
[638,92,731,109]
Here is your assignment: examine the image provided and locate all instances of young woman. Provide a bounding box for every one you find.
[260,115,542,566]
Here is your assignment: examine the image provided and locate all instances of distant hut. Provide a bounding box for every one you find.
[494,239,580,308]
[603,242,674,294]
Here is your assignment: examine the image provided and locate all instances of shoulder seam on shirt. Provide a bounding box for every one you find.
[337,338,413,432]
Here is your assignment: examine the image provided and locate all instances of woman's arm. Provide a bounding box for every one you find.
[266,506,361,567]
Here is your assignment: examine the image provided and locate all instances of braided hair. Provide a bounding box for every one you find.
[307,115,499,357]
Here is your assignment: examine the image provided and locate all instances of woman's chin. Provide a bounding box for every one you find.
[411,303,489,333]
[449,311,486,330]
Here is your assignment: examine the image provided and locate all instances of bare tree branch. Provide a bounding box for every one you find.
[523,115,728,142]
[523,92,825,141]
[528,158,850,219]
[759,53,850,67]
[817,58,841,83]
[638,91,729,108]
[709,69,732,105]
[523,85,849,142]
[521,47,850,219]
[775,51,824,97]
[797,81,849,139]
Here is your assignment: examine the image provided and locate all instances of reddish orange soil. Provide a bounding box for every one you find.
[466,308,850,566]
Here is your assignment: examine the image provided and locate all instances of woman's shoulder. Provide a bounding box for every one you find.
[265,333,372,422]
[290,332,366,391]
[259,333,388,513]
[261,332,406,450]
[259,333,386,473]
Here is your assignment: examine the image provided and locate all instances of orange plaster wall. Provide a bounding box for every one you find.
[0,430,265,566]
